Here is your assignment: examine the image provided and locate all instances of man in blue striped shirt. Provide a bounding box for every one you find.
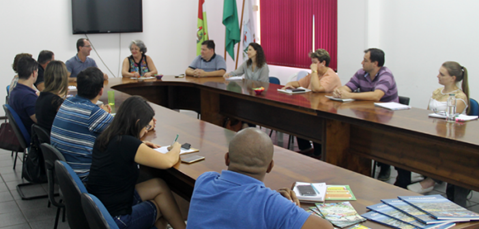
[51,67,113,180]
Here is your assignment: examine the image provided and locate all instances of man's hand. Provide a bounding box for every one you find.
[193,69,205,77]
[143,141,160,149]
[277,188,300,206]
[100,104,112,113]
[332,88,342,98]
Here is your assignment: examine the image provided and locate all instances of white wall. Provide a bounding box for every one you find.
[2,0,479,115]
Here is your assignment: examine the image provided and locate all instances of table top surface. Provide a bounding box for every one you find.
[79,76,477,228]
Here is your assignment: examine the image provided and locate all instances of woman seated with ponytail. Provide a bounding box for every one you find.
[399,61,471,207]
[87,96,186,229]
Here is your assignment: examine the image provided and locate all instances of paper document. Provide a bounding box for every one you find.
[277,87,311,94]
[325,96,354,102]
[225,76,244,81]
[131,76,155,80]
[374,102,411,110]
[68,86,77,91]
[154,145,199,155]
[429,113,478,121]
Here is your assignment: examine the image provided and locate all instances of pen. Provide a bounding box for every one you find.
[172,134,179,146]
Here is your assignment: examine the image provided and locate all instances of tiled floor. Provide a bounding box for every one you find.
[0,112,477,228]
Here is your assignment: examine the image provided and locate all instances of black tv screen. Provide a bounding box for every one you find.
[72,0,142,34]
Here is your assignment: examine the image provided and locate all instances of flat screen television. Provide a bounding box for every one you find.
[71,0,142,34]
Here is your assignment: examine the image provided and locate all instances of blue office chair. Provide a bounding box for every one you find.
[55,160,91,229]
[41,143,66,229]
[81,193,119,229]
[3,104,30,170]
[269,77,280,85]
[468,98,478,116]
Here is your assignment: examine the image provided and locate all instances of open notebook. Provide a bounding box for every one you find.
[154,145,199,155]
[277,87,311,94]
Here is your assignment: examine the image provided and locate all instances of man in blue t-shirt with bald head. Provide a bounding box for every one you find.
[185,40,226,78]
[187,128,333,229]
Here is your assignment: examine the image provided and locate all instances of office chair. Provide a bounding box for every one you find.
[81,193,119,229]
[3,104,30,170]
[468,98,478,116]
[268,77,280,85]
[55,160,91,229]
[41,143,66,229]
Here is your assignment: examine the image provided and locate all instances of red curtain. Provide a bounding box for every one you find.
[260,0,337,70]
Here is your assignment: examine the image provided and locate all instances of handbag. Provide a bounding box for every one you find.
[0,122,23,152]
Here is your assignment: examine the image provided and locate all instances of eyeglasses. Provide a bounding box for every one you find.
[145,124,152,131]
[83,45,91,48]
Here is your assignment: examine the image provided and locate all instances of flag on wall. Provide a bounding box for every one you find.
[222,0,240,60]
[197,0,209,55]
[242,0,257,60]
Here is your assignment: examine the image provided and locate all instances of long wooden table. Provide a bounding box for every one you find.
[93,77,479,228]
[106,76,479,192]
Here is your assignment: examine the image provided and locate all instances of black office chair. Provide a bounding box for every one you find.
[398,96,410,106]
[55,160,91,229]
[81,193,120,229]
[41,143,66,229]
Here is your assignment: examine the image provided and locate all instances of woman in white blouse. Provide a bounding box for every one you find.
[406,61,470,206]
[223,43,269,82]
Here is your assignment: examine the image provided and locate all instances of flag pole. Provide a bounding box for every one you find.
[312,15,315,52]
[235,0,246,69]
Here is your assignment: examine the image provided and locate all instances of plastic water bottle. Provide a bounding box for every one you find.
[446,94,456,122]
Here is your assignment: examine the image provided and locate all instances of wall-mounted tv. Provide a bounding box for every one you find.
[72,0,142,34]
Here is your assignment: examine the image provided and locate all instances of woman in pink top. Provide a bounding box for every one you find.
[283,49,341,92]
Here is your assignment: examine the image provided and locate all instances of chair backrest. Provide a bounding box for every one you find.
[6,85,10,95]
[81,193,119,229]
[55,160,90,229]
[468,98,479,116]
[41,143,65,171]
[269,77,280,85]
[296,71,309,81]
[3,104,30,148]
[398,96,410,106]
[32,124,50,144]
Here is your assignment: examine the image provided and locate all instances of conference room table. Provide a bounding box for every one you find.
[88,76,479,228]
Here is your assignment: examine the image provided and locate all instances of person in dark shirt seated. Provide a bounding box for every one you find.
[8,56,39,131]
[187,128,333,229]
[35,60,68,133]
[35,50,55,91]
[87,96,186,229]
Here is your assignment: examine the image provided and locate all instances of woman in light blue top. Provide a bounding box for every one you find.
[224,43,269,82]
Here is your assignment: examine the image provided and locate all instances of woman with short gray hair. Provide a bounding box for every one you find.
[121,40,158,78]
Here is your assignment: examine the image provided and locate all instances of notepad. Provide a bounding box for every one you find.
[325,95,354,102]
[293,182,327,202]
[225,76,244,81]
[374,102,411,110]
[277,87,311,94]
[68,86,77,91]
[131,76,155,80]
[154,145,199,155]
[428,113,478,121]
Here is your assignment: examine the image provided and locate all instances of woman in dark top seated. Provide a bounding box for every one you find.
[35,60,68,132]
[87,96,185,229]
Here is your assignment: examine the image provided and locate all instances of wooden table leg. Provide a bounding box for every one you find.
[323,119,371,176]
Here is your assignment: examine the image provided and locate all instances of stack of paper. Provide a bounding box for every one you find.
[225,76,244,81]
[428,113,478,121]
[325,96,354,102]
[374,102,411,110]
[316,202,366,228]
